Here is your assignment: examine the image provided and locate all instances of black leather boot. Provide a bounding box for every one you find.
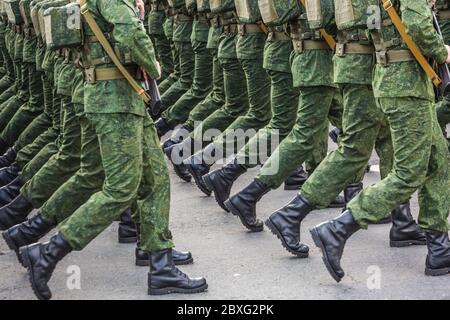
[202,158,247,212]
[224,179,270,232]
[20,233,73,300]
[265,194,313,257]
[389,202,426,247]
[118,209,137,243]
[0,194,33,231]
[344,182,363,204]
[0,162,20,187]
[162,125,191,150]
[148,249,207,295]
[164,139,192,182]
[425,231,450,276]
[0,147,17,169]
[284,166,308,190]
[329,127,340,144]
[310,210,361,282]
[328,195,346,209]
[183,145,215,196]
[2,213,55,263]
[155,118,172,138]
[136,248,193,266]
[0,177,23,206]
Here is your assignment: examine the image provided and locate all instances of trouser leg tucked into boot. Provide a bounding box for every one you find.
[0,194,33,231]
[0,147,17,169]
[310,210,361,282]
[155,118,172,138]
[265,194,313,257]
[2,213,55,263]
[202,157,247,212]
[162,125,191,150]
[118,209,137,243]
[389,202,426,247]
[148,249,207,295]
[284,165,308,191]
[425,231,450,276]
[0,177,23,206]
[183,143,215,196]
[20,233,73,300]
[224,179,270,232]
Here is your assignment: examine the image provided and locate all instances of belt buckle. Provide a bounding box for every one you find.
[376,50,388,66]
[267,31,274,41]
[336,43,345,57]
[237,24,245,35]
[85,67,96,84]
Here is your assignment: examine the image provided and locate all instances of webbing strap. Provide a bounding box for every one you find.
[79,0,150,103]
[299,0,336,50]
[380,0,441,87]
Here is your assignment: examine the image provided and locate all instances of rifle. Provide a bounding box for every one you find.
[432,10,450,97]
[142,69,162,118]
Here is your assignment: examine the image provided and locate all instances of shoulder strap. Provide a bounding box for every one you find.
[380,0,441,87]
[79,0,151,103]
[299,0,336,49]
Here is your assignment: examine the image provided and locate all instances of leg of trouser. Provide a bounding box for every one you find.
[20,102,82,208]
[256,86,336,189]
[154,33,174,82]
[58,113,144,250]
[40,113,104,224]
[14,113,52,151]
[300,84,384,207]
[192,57,248,144]
[0,103,42,147]
[348,97,448,230]
[0,86,17,106]
[417,112,450,232]
[374,117,394,179]
[0,97,26,133]
[160,41,195,111]
[184,51,225,130]
[18,140,59,183]
[236,69,298,168]
[138,115,173,251]
[162,40,213,127]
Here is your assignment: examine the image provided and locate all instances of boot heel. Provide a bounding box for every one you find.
[135,259,149,267]
[390,239,426,248]
[265,219,308,258]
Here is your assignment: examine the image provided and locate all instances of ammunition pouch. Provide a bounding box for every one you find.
[292,39,329,53]
[375,49,415,66]
[84,65,139,84]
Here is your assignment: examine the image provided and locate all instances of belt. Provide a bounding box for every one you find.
[194,13,209,22]
[223,23,238,35]
[267,31,291,41]
[175,13,194,21]
[335,43,374,56]
[438,10,450,21]
[150,3,165,11]
[375,49,415,66]
[85,66,138,84]
[292,40,329,53]
[237,23,264,35]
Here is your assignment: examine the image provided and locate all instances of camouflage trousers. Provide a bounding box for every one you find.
[348,97,450,233]
[158,39,180,95]
[191,57,248,145]
[151,33,174,83]
[236,69,298,168]
[162,39,213,128]
[436,96,450,149]
[59,112,173,252]
[257,86,343,189]
[300,84,393,208]
[20,101,82,209]
[160,41,194,111]
[0,63,44,147]
[184,51,225,131]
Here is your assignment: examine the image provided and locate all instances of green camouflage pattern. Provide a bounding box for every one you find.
[235,0,261,24]
[43,3,82,50]
[258,0,300,26]
[210,0,234,14]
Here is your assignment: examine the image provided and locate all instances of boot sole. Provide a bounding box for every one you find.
[118,236,138,244]
[310,228,343,283]
[202,175,230,212]
[425,267,450,276]
[148,283,208,295]
[136,256,194,267]
[265,219,308,258]
[390,239,426,248]
[185,165,211,196]
[284,184,304,191]
[224,199,263,232]
[1,230,23,265]
[20,248,51,300]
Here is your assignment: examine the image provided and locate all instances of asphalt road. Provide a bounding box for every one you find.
[0,142,449,300]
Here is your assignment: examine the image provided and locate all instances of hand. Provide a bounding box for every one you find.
[155,61,162,80]
[136,0,145,20]
[446,45,450,64]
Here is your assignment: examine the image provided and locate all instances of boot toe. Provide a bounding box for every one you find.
[173,249,194,265]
